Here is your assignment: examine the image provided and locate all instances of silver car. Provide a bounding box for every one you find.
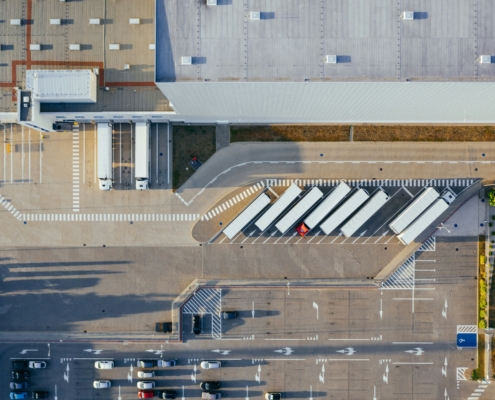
[202,393,221,399]
[28,361,46,369]
[137,381,155,390]
[138,370,155,378]
[200,361,221,369]
[157,359,176,367]
[93,380,111,389]
[94,361,114,370]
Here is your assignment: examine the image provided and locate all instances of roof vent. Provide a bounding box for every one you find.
[30,44,41,51]
[207,0,217,5]
[149,44,155,50]
[124,64,130,70]
[109,44,120,50]
[479,55,492,64]
[181,56,192,65]
[129,18,140,25]
[401,11,414,20]
[69,44,81,51]
[250,12,261,20]
[89,18,101,25]
[50,19,61,25]
[325,55,337,64]
[10,19,21,26]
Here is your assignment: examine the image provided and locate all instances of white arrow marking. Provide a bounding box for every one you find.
[442,299,448,319]
[145,349,164,355]
[212,349,231,355]
[352,230,367,243]
[252,302,255,319]
[330,232,342,244]
[336,347,356,355]
[246,385,249,400]
[373,386,377,400]
[380,299,383,319]
[309,385,313,400]
[274,347,294,355]
[313,302,319,320]
[374,230,390,244]
[54,385,58,400]
[47,344,50,357]
[191,364,197,383]
[64,362,69,383]
[182,385,185,400]
[444,387,448,400]
[442,357,448,377]
[287,282,290,295]
[118,385,122,400]
[319,364,325,383]
[255,364,261,383]
[404,348,424,356]
[383,364,389,384]
[84,349,103,355]
[19,349,38,354]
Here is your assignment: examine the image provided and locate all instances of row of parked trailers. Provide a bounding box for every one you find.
[222,181,457,246]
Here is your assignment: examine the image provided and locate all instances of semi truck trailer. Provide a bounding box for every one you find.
[135,122,151,190]
[97,122,113,191]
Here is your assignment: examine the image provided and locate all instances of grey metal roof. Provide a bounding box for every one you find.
[156,0,495,83]
[157,81,495,123]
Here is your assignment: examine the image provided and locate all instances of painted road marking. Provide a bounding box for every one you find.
[182,288,222,339]
[21,213,200,223]
[380,255,415,290]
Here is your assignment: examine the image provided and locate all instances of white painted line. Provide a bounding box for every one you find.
[265,338,306,341]
[392,342,434,344]
[73,358,115,360]
[392,362,433,365]
[322,359,370,361]
[263,359,306,361]
[167,123,170,185]
[393,298,433,300]
[119,123,122,184]
[156,124,159,184]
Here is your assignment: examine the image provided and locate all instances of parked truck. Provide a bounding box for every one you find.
[223,193,271,240]
[275,187,324,234]
[319,188,369,235]
[135,122,151,190]
[97,122,113,191]
[340,189,388,238]
[397,188,456,245]
[389,187,439,234]
[255,183,302,232]
[296,182,351,236]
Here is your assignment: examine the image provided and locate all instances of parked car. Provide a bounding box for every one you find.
[155,322,173,333]
[137,381,155,390]
[222,311,237,319]
[157,359,176,367]
[28,361,46,369]
[200,382,220,391]
[138,370,155,378]
[31,392,49,399]
[202,393,221,400]
[137,360,157,368]
[94,361,114,370]
[193,315,201,334]
[138,391,154,399]
[10,382,28,390]
[265,393,281,400]
[161,391,176,399]
[10,393,28,400]
[52,122,73,132]
[12,361,29,369]
[200,361,221,369]
[93,380,111,389]
[12,371,30,380]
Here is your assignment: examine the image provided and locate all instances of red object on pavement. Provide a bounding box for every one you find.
[296,222,310,237]
[138,391,154,399]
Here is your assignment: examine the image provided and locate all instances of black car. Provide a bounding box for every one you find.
[137,360,157,368]
[200,382,220,391]
[10,382,28,390]
[161,391,176,399]
[193,315,201,334]
[12,361,29,370]
[222,311,237,320]
[12,371,30,380]
[31,392,48,399]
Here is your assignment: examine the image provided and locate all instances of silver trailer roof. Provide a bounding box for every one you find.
[389,188,439,234]
[303,182,351,230]
[255,183,302,232]
[397,199,449,245]
[320,189,369,235]
[223,193,271,240]
[97,123,113,180]
[275,187,324,234]
[340,189,389,238]
[134,122,150,179]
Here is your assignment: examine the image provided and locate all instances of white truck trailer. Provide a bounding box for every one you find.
[135,122,151,190]
[397,188,456,245]
[296,182,351,236]
[389,187,439,234]
[275,187,324,234]
[319,188,369,235]
[255,183,302,231]
[340,189,388,238]
[97,122,113,191]
[223,193,271,240]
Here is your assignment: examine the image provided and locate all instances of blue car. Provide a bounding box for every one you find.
[10,392,28,400]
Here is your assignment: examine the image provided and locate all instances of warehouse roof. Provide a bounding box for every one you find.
[156,0,495,83]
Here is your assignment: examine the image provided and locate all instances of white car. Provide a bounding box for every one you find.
[137,381,155,390]
[28,361,46,369]
[94,361,114,370]
[201,361,221,369]
[93,380,111,389]
[137,370,155,378]
[157,359,176,367]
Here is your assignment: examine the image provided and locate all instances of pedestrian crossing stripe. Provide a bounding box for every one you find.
[20,213,200,222]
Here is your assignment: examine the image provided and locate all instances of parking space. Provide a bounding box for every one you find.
[210,178,477,246]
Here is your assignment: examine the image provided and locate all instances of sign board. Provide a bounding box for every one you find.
[457,333,477,348]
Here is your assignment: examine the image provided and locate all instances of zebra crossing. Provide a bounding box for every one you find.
[417,236,436,252]
[22,213,200,222]
[380,255,415,290]
[467,382,490,400]
[260,178,474,188]
[182,288,222,339]
[201,181,265,221]
[73,124,80,212]
[0,194,23,221]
